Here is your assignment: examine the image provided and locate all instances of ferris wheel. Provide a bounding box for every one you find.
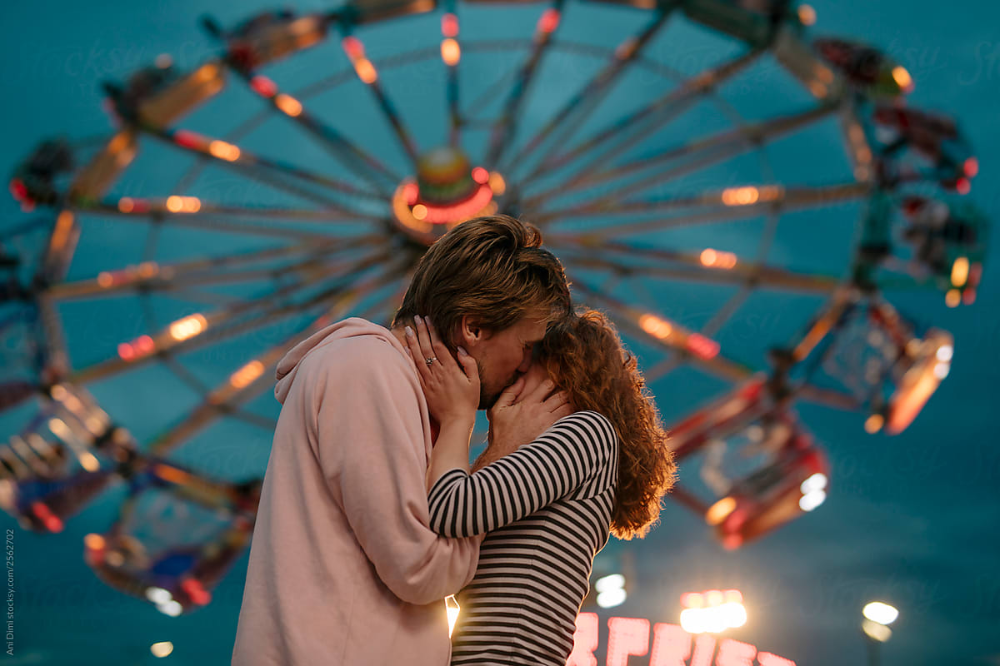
[0,0,988,616]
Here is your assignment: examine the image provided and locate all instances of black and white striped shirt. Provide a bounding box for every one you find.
[428,410,619,666]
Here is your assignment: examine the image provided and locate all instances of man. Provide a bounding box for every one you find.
[232,215,571,665]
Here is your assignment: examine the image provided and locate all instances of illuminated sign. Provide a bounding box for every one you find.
[565,613,796,666]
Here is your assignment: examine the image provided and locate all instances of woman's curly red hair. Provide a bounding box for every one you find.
[538,308,676,539]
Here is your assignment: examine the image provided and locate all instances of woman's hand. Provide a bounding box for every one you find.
[480,364,574,467]
[403,315,480,428]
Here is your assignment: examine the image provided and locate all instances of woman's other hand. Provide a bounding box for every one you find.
[484,364,574,461]
[404,315,480,428]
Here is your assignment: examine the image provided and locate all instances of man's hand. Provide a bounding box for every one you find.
[479,364,574,469]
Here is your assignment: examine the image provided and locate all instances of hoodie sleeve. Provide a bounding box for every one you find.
[314,337,481,605]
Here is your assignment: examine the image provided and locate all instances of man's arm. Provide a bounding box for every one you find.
[315,339,480,605]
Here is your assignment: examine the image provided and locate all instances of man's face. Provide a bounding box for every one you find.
[472,315,548,409]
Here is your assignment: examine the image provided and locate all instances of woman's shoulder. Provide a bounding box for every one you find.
[550,410,617,443]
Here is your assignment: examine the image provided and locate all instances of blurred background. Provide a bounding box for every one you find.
[1,0,999,664]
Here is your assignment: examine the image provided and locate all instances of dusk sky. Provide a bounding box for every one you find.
[2,0,999,664]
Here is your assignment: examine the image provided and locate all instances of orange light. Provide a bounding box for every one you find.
[798,4,816,25]
[705,497,736,526]
[412,204,428,220]
[230,361,265,390]
[945,289,961,307]
[864,413,884,434]
[489,171,506,195]
[705,590,724,607]
[722,186,760,206]
[891,66,913,93]
[166,196,183,213]
[195,62,219,83]
[275,93,303,117]
[51,210,75,252]
[169,314,207,341]
[442,13,459,37]
[951,256,970,287]
[638,314,672,340]
[441,38,461,66]
[84,533,106,551]
[209,140,240,162]
[97,272,114,288]
[355,59,378,84]
[118,197,134,213]
[700,248,738,269]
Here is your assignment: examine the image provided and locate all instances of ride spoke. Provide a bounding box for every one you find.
[525,100,834,210]
[339,34,421,166]
[568,272,755,383]
[538,182,872,231]
[483,1,566,169]
[231,69,401,194]
[499,4,677,175]
[141,124,383,214]
[68,249,393,385]
[550,238,841,294]
[47,235,382,301]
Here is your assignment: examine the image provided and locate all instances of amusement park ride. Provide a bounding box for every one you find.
[0,0,989,625]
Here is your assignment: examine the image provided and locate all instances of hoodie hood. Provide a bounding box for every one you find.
[274,317,405,404]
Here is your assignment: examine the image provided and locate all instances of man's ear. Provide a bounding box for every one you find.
[456,315,487,349]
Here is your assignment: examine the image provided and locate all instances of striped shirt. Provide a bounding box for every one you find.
[428,411,618,666]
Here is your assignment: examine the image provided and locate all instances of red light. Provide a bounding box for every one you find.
[956,177,971,195]
[173,129,203,151]
[964,157,979,177]
[607,617,650,666]
[565,612,599,666]
[31,502,63,533]
[649,623,690,666]
[9,178,28,202]
[403,182,419,205]
[136,335,155,354]
[181,578,212,605]
[686,333,720,360]
[342,36,364,60]
[537,8,560,34]
[471,166,489,184]
[717,638,757,666]
[118,343,135,360]
[249,75,277,98]
[758,653,797,666]
[442,13,459,37]
[690,634,717,666]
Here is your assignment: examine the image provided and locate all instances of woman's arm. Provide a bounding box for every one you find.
[427,410,617,538]
[402,316,479,489]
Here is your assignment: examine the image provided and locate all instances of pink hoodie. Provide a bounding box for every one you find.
[232,318,481,665]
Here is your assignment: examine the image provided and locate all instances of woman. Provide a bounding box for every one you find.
[403,308,675,666]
